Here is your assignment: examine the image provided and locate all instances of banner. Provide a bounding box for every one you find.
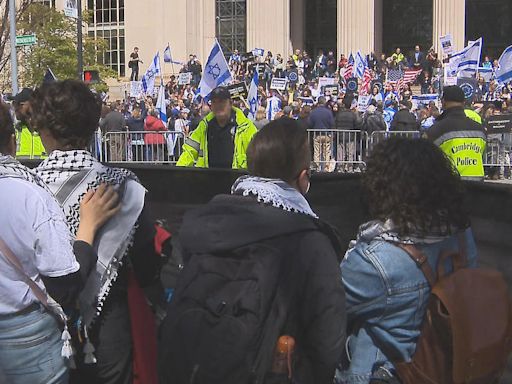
[64,0,78,18]
[178,72,192,85]
[440,34,455,56]
[270,78,287,91]
[411,94,439,110]
[444,67,458,86]
[226,82,248,100]
[287,69,299,84]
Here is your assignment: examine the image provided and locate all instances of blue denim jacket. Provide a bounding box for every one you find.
[337,227,478,384]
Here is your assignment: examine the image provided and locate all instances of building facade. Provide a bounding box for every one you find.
[51,0,511,78]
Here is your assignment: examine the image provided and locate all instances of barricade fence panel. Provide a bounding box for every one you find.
[89,129,509,176]
[102,131,185,164]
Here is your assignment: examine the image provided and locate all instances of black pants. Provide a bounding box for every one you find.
[70,293,133,384]
[130,67,139,81]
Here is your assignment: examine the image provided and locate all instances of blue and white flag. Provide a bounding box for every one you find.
[199,40,232,98]
[164,44,172,63]
[495,45,512,85]
[448,38,482,77]
[156,80,167,123]
[252,48,265,57]
[354,51,366,80]
[141,52,161,95]
[478,66,494,82]
[247,68,259,121]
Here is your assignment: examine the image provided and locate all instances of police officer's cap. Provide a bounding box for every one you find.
[442,86,465,103]
[8,88,33,103]
[210,87,231,102]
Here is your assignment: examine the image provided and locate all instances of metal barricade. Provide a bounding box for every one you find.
[484,134,512,179]
[102,131,185,164]
[368,130,422,152]
[307,129,367,173]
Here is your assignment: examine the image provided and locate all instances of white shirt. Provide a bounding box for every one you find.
[0,178,79,314]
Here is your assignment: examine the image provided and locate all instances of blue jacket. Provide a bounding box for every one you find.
[337,227,478,384]
[309,105,335,130]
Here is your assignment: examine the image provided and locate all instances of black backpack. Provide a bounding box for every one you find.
[158,238,293,384]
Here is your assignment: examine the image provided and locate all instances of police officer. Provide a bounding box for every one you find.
[9,88,46,159]
[177,87,257,169]
[425,86,486,181]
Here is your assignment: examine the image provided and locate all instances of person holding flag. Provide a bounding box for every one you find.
[177,86,257,169]
[495,45,512,85]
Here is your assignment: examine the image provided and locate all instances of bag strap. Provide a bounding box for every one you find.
[395,243,437,287]
[0,235,66,322]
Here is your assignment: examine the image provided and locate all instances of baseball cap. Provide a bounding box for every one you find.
[210,86,231,102]
[8,88,33,103]
[442,86,465,103]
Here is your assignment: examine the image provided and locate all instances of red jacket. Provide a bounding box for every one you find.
[144,116,167,145]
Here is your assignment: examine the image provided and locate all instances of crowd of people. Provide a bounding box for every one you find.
[1,78,511,384]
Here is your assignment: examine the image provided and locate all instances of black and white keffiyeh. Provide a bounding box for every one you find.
[231,175,318,218]
[0,154,49,190]
[350,219,456,249]
[35,150,146,327]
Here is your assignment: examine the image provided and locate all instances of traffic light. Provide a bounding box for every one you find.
[83,70,100,84]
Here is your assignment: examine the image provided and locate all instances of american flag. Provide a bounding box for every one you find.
[386,68,422,91]
[361,67,373,95]
[387,69,404,91]
[344,53,354,80]
[403,68,422,84]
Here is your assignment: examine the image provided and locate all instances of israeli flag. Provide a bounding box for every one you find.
[156,80,167,123]
[252,48,265,57]
[495,45,512,85]
[448,38,482,77]
[199,40,233,98]
[142,52,161,95]
[247,68,259,121]
[164,44,172,63]
[354,51,366,80]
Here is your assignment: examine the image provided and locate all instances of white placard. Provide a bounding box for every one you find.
[178,72,192,85]
[64,0,78,19]
[440,34,454,56]
[270,77,288,91]
[357,95,371,113]
[130,81,143,98]
[444,66,458,86]
[318,77,336,90]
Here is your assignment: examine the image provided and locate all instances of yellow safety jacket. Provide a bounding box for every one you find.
[16,124,46,159]
[464,109,482,125]
[177,107,257,169]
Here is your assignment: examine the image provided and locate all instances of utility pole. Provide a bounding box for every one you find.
[9,0,18,95]
[77,0,83,80]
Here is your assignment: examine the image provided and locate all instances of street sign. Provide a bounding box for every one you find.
[15,34,37,47]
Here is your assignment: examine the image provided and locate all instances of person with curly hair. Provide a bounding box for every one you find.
[336,137,478,384]
[30,80,160,384]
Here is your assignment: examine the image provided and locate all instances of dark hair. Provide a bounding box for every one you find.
[247,118,310,183]
[363,137,469,236]
[30,80,102,149]
[0,102,15,152]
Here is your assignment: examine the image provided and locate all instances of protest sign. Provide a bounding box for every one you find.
[129,81,143,98]
[64,0,78,18]
[411,94,439,110]
[178,72,192,85]
[270,78,288,91]
[457,77,478,103]
[318,77,336,90]
[357,95,371,113]
[346,78,359,94]
[323,85,339,97]
[440,34,455,56]
[486,115,512,134]
[287,69,299,84]
[226,82,248,100]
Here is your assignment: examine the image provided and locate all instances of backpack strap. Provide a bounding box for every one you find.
[395,243,437,287]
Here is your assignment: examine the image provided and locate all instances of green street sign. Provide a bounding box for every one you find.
[16,34,37,47]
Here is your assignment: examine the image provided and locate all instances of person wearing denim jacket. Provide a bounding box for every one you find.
[336,137,477,384]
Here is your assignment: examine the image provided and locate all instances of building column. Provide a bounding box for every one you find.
[247,0,291,57]
[337,0,379,56]
[433,0,466,55]
[186,0,216,65]
[290,0,305,52]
